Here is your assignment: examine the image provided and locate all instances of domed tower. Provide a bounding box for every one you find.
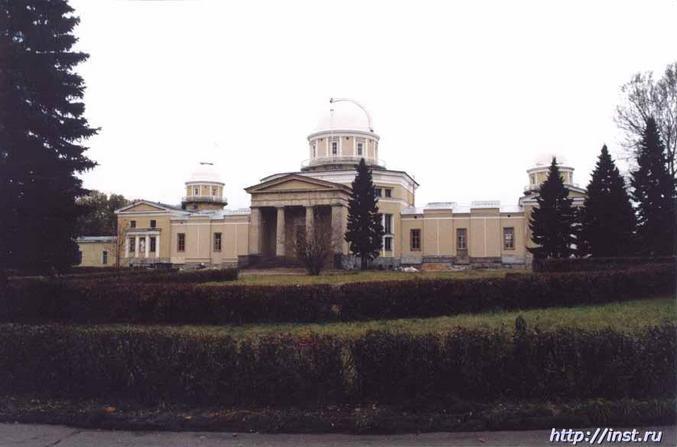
[182,162,227,211]
[524,154,576,193]
[302,98,383,172]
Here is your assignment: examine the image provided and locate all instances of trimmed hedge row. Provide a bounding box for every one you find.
[7,267,238,284]
[0,323,673,405]
[0,266,673,324]
[533,256,676,272]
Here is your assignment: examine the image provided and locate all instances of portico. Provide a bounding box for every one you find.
[245,174,351,262]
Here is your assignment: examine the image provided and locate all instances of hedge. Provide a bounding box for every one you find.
[0,323,673,405]
[7,267,238,285]
[533,256,676,272]
[0,266,673,324]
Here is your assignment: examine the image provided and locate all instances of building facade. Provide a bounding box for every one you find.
[78,99,585,269]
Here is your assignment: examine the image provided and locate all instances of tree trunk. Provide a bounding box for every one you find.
[360,256,368,270]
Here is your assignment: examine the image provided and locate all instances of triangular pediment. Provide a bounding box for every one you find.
[245,174,350,194]
[115,200,183,214]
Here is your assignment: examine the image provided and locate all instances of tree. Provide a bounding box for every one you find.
[345,158,384,270]
[0,1,96,273]
[528,158,576,259]
[630,118,676,256]
[295,211,340,276]
[76,191,129,236]
[616,62,677,179]
[579,145,636,257]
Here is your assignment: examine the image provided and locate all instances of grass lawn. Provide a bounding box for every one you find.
[209,268,515,286]
[96,297,674,340]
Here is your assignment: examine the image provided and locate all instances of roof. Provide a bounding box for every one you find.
[77,236,116,243]
[115,200,186,214]
[313,100,375,134]
[186,162,224,184]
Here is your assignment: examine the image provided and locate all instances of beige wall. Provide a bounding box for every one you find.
[78,241,116,267]
[170,215,250,266]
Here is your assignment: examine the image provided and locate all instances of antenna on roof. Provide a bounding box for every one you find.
[200,162,214,166]
[329,97,374,132]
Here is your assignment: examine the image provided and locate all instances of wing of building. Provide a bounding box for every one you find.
[77,100,586,269]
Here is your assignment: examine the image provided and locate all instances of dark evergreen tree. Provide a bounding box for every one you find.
[0,0,96,273]
[630,118,676,256]
[528,158,576,259]
[579,145,636,257]
[345,158,384,270]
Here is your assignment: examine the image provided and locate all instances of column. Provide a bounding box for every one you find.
[124,236,129,258]
[305,206,314,238]
[331,205,348,254]
[134,236,139,258]
[145,235,150,258]
[156,235,160,259]
[248,207,261,255]
[275,206,286,257]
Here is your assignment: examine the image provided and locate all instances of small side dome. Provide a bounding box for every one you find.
[187,162,224,184]
[533,153,568,167]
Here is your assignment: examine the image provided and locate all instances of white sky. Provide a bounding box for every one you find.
[71,0,677,209]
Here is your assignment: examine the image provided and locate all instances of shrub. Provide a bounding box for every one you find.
[351,324,676,403]
[533,256,675,272]
[0,323,673,405]
[0,266,673,324]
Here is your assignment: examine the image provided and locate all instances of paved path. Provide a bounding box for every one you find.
[0,423,674,446]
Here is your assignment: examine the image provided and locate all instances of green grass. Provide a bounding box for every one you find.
[208,268,514,286]
[93,297,674,340]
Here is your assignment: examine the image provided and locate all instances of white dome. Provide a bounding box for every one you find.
[187,162,223,184]
[313,100,374,134]
[533,153,568,167]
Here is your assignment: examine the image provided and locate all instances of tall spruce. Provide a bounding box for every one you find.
[0,1,96,273]
[528,158,576,259]
[630,117,676,256]
[579,145,636,257]
[345,158,384,270]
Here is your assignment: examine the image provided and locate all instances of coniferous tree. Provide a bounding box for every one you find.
[579,145,636,257]
[0,1,96,273]
[345,159,384,270]
[528,158,576,259]
[630,118,676,256]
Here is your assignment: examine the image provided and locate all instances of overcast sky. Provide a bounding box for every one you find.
[71,0,676,209]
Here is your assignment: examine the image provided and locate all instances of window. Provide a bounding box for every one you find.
[530,174,535,185]
[130,220,136,228]
[384,236,392,252]
[128,237,135,252]
[374,188,382,198]
[312,143,316,157]
[212,186,218,196]
[457,228,467,250]
[331,141,338,155]
[384,214,393,234]
[194,186,199,196]
[150,219,156,228]
[177,233,185,252]
[150,236,156,253]
[214,232,222,251]
[102,250,108,265]
[384,188,392,198]
[410,229,421,251]
[503,227,515,250]
[357,142,363,156]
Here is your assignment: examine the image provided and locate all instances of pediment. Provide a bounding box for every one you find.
[116,200,181,214]
[245,174,350,194]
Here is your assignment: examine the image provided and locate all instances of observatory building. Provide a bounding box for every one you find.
[78,99,585,269]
